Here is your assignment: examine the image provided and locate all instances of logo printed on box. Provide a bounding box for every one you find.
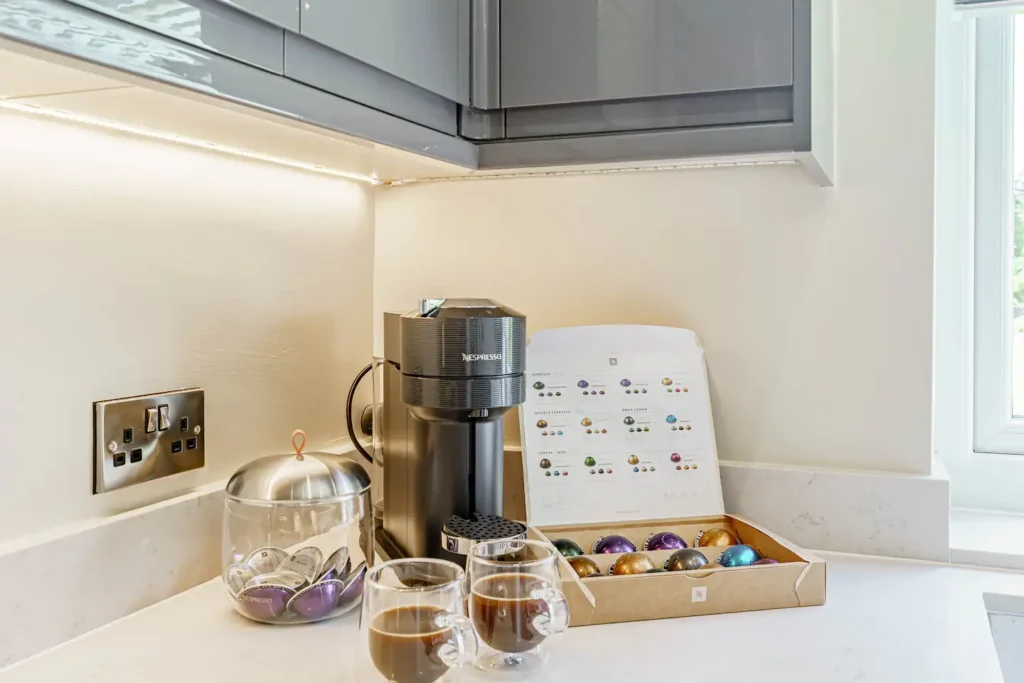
[691,586,707,603]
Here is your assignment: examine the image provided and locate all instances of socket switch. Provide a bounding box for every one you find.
[94,388,205,494]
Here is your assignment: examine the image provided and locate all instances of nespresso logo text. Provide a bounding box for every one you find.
[462,353,502,361]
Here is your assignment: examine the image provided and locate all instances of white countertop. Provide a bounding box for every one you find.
[2,552,1022,682]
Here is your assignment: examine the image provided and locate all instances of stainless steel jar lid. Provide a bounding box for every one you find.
[225,430,370,505]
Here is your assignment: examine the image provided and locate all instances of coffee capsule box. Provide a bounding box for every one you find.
[517,327,826,627]
[528,515,826,627]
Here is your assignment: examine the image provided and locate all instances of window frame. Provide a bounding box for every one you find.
[972,15,1024,454]
[936,7,1024,513]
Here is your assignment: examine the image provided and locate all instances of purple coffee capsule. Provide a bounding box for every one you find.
[336,561,367,613]
[317,547,351,583]
[643,532,688,552]
[288,580,343,621]
[592,535,637,554]
[236,585,295,622]
[753,558,780,566]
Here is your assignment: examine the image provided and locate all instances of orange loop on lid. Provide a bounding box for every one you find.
[291,429,306,460]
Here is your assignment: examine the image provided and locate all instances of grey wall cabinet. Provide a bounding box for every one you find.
[464,0,832,183]
[218,0,299,33]
[6,0,832,184]
[299,0,469,104]
[500,0,794,109]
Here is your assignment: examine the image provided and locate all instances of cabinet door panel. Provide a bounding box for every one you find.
[501,0,794,108]
[71,0,285,72]
[219,0,299,32]
[301,0,463,102]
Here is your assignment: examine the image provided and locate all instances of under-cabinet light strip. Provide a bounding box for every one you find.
[0,98,800,187]
[384,158,801,187]
[0,99,383,186]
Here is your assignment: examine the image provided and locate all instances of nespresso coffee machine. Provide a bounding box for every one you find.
[376,299,528,564]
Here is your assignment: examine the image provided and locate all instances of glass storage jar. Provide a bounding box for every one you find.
[222,430,372,624]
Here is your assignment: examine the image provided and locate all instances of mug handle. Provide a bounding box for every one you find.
[435,614,479,668]
[530,587,570,636]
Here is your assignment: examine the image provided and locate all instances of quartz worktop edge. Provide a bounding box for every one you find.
[0,440,359,668]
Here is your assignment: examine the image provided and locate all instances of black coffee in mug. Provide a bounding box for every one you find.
[369,606,452,683]
[470,574,551,654]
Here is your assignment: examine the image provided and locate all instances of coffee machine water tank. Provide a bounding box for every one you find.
[380,299,527,563]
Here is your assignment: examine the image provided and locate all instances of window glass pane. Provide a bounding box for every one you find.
[1014,15,1024,417]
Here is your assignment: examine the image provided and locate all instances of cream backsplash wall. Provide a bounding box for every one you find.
[374,0,934,477]
[0,109,374,542]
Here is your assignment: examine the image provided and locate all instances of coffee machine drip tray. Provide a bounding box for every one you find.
[441,514,528,556]
[375,514,528,563]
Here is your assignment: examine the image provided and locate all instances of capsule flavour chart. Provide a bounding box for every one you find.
[521,325,724,527]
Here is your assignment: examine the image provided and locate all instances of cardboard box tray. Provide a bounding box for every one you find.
[529,513,826,627]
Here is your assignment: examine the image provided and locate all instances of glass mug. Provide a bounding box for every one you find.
[468,539,570,672]
[356,559,478,683]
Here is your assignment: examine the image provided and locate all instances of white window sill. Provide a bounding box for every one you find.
[952,508,1024,571]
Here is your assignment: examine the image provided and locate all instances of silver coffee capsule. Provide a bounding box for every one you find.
[224,563,257,597]
[317,547,351,584]
[245,570,308,591]
[244,547,289,575]
[277,547,323,583]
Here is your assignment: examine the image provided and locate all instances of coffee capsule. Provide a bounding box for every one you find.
[643,531,688,552]
[694,528,740,548]
[609,552,656,575]
[552,538,585,558]
[717,544,761,567]
[754,558,780,566]
[277,547,323,583]
[317,547,351,583]
[336,562,367,612]
[245,571,308,591]
[236,585,294,621]
[288,579,343,621]
[244,547,289,575]
[592,535,637,554]
[645,567,668,573]
[567,556,602,579]
[224,563,257,597]
[664,548,709,572]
